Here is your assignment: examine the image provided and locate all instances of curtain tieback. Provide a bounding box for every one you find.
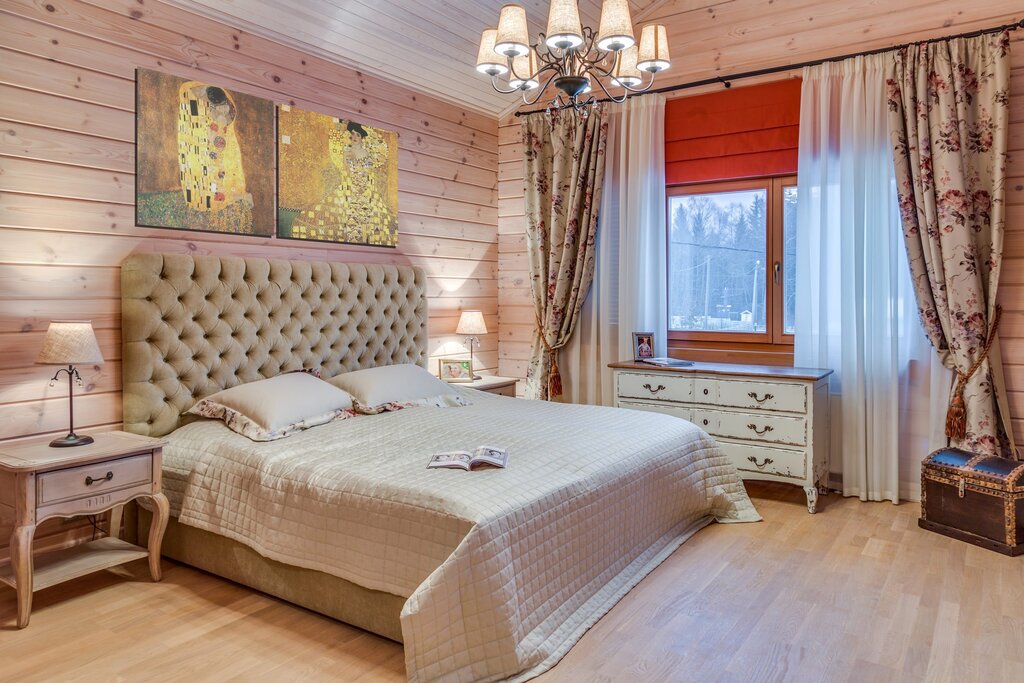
[946,305,1002,442]
[535,315,563,399]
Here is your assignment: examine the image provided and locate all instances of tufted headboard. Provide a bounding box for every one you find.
[121,253,428,437]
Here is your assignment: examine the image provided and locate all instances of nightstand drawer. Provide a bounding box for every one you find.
[37,453,153,506]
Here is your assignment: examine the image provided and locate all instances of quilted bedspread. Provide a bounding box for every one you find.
[162,389,759,682]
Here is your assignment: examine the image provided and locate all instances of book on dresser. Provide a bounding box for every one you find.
[608,360,833,513]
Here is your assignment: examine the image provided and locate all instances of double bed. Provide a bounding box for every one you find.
[121,254,758,682]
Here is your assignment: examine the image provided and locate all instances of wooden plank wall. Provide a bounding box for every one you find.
[498,0,1024,443]
[0,0,497,554]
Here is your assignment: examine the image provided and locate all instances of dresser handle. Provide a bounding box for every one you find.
[747,391,774,404]
[642,383,666,394]
[85,471,114,486]
[747,423,774,436]
[747,456,774,469]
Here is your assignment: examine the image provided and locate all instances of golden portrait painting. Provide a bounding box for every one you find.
[135,68,274,235]
[277,105,399,247]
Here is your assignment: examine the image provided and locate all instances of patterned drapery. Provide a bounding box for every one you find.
[522,108,609,400]
[886,31,1015,456]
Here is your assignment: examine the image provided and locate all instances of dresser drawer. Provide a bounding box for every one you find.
[37,453,153,506]
[714,411,807,446]
[715,379,806,413]
[617,372,693,403]
[718,441,807,481]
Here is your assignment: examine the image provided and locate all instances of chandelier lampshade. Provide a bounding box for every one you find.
[475,0,670,112]
[596,0,635,52]
[611,45,642,87]
[495,5,531,57]
[476,29,508,75]
[509,49,540,90]
[545,0,584,50]
[637,24,671,73]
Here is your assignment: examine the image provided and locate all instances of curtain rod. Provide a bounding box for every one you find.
[514,17,1024,117]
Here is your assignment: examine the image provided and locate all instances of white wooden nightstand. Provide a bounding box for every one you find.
[462,375,519,397]
[0,431,169,628]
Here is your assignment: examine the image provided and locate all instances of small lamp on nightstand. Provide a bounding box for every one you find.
[456,310,487,380]
[36,320,104,448]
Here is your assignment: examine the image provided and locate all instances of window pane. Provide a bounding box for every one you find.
[783,185,798,335]
[668,189,768,333]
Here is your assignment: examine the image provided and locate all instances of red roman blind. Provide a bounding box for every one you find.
[665,79,801,185]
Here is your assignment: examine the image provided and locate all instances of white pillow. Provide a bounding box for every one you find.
[328,363,470,414]
[187,373,355,441]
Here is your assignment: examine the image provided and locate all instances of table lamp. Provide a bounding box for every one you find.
[456,310,487,380]
[36,320,104,447]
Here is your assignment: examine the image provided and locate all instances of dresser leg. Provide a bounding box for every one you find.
[146,493,170,582]
[11,524,36,629]
[804,486,818,514]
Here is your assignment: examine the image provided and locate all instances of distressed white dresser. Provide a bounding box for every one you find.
[610,361,833,513]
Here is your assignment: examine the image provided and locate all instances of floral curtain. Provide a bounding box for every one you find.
[886,31,1015,456]
[523,108,609,400]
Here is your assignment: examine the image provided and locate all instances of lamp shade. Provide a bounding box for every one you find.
[612,45,642,87]
[36,321,104,365]
[509,49,539,90]
[476,29,508,75]
[596,0,635,52]
[637,24,670,72]
[456,310,488,335]
[495,4,531,57]
[545,0,583,50]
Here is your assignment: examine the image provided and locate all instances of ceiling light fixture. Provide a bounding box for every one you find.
[477,1,671,114]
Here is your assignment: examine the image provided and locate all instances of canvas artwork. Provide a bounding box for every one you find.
[277,105,399,247]
[135,68,275,235]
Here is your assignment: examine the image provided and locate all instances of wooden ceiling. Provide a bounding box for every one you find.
[169,0,668,116]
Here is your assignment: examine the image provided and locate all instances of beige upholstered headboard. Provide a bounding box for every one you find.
[121,253,428,437]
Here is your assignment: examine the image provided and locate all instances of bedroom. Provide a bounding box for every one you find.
[0,0,1022,681]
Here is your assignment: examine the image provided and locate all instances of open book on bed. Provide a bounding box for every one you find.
[428,446,508,471]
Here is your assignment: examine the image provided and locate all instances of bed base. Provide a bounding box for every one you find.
[130,506,405,642]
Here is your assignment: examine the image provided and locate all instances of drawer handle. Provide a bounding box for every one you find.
[702,419,709,426]
[703,388,710,396]
[642,383,666,394]
[747,456,775,469]
[747,391,774,404]
[747,423,774,436]
[85,471,114,486]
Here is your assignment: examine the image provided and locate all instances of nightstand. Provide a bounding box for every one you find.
[0,431,169,628]
[464,375,519,397]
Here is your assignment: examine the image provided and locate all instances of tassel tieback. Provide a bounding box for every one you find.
[535,316,563,400]
[946,305,1002,442]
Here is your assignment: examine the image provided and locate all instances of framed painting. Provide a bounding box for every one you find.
[135,68,275,236]
[277,105,399,247]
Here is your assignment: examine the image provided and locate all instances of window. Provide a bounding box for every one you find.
[668,176,797,349]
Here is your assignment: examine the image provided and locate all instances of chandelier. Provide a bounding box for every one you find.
[475,0,671,113]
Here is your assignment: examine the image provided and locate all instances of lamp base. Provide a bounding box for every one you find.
[49,433,94,448]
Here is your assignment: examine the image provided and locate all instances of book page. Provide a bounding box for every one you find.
[472,446,508,468]
[428,451,473,470]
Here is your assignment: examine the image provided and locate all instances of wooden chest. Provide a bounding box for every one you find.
[920,448,1024,556]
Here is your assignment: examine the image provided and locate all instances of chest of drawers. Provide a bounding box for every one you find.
[611,361,832,513]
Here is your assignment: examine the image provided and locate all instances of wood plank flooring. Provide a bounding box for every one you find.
[2,482,1022,682]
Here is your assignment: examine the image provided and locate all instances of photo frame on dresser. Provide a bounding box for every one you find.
[632,332,655,361]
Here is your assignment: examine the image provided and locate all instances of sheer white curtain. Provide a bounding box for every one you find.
[562,96,667,405]
[795,54,950,503]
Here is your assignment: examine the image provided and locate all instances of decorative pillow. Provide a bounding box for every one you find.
[187,372,355,441]
[328,363,471,414]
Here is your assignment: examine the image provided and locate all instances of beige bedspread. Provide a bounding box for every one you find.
[163,389,759,682]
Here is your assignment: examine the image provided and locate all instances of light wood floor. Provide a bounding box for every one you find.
[2,483,1022,682]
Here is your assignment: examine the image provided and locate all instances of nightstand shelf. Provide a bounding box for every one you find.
[0,537,148,592]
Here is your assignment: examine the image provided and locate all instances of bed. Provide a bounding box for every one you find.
[121,254,759,682]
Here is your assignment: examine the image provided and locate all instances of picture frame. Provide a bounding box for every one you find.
[632,332,655,361]
[438,358,473,383]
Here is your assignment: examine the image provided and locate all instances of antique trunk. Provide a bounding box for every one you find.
[920,448,1024,556]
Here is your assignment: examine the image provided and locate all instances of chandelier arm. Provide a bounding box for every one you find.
[618,70,659,93]
[490,75,523,95]
[521,71,562,106]
[591,75,628,104]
